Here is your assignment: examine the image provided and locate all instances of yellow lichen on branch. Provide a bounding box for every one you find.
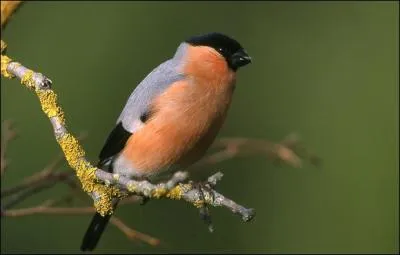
[1,54,125,216]
[1,53,189,217]
[166,183,192,200]
[57,132,122,216]
[20,70,35,89]
[21,71,125,216]
[1,0,23,28]
[94,185,124,216]
[56,133,90,179]
[1,55,14,78]
[151,187,167,199]
[36,90,65,124]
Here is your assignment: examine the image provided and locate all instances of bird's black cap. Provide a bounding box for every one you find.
[185,32,251,71]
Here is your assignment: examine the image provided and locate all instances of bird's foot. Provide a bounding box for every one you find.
[194,181,216,233]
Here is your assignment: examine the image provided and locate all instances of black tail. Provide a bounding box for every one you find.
[80,212,112,251]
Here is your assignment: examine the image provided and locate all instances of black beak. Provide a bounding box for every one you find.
[230,48,252,70]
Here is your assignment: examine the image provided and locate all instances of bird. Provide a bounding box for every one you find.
[80,32,251,251]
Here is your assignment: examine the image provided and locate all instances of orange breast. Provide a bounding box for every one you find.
[122,45,236,175]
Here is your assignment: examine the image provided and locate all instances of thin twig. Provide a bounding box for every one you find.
[4,205,94,217]
[1,132,87,198]
[110,216,160,246]
[3,202,159,246]
[2,171,72,209]
[1,120,17,175]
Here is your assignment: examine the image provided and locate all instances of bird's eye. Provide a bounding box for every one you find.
[217,47,225,54]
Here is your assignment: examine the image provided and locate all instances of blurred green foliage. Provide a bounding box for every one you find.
[1,1,398,253]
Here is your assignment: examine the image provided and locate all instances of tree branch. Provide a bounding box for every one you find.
[1,1,23,29]
[0,53,258,224]
[2,199,160,246]
[1,132,87,198]
[1,120,17,175]
[1,2,319,248]
[0,54,318,239]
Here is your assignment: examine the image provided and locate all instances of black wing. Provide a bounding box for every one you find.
[97,122,132,172]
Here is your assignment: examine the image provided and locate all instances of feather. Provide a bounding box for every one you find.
[97,122,132,172]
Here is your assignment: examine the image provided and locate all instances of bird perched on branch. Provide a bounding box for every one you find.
[80,32,251,251]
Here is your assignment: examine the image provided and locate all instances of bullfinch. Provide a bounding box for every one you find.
[80,32,251,251]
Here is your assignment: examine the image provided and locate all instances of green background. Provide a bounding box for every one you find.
[1,1,398,253]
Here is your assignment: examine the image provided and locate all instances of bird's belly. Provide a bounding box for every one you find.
[122,110,226,178]
[174,115,225,168]
[130,115,226,183]
[122,104,231,178]
[120,78,235,179]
